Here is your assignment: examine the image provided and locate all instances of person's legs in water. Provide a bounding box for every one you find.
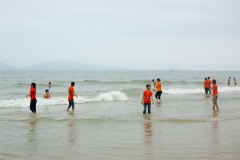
[205,88,208,95]
[147,103,151,113]
[212,95,218,110]
[143,104,147,114]
[155,92,158,99]
[215,95,219,110]
[30,100,37,114]
[208,88,212,94]
[33,99,37,113]
[67,100,73,111]
[155,91,160,99]
[71,101,75,112]
[158,91,162,99]
[30,101,33,112]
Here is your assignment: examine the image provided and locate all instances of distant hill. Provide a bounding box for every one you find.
[0,61,130,70]
[0,63,18,70]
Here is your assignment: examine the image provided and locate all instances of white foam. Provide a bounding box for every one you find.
[0,91,128,108]
[165,86,240,94]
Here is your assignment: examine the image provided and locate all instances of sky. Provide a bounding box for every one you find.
[0,0,240,70]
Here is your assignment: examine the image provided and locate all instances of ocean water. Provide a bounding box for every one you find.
[0,70,240,160]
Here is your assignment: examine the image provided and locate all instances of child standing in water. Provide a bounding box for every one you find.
[212,79,219,111]
[234,77,237,85]
[142,84,154,114]
[26,83,37,114]
[228,77,231,86]
[67,82,78,112]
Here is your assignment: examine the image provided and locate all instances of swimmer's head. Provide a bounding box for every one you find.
[208,77,210,79]
[71,82,75,86]
[157,78,161,82]
[45,89,49,93]
[152,79,155,82]
[212,79,217,84]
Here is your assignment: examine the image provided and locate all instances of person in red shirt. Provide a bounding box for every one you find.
[67,82,78,112]
[211,79,219,111]
[26,83,37,114]
[142,84,154,114]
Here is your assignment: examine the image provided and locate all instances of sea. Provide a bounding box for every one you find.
[0,70,239,160]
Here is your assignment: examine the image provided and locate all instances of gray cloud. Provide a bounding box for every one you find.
[0,0,240,70]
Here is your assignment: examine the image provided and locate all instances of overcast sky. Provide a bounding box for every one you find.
[0,0,240,70]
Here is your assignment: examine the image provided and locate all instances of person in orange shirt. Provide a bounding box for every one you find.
[142,84,154,114]
[67,82,78,112]
[26,83,37,114]
[203,78,210,95]
[155,78,162,100]
[212,79,219,111]
[207,77,212,94]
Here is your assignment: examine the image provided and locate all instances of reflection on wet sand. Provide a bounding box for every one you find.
[211,111,220,159]
[143,114,153,159]
[27,118,38,159]
[67,121,76,147]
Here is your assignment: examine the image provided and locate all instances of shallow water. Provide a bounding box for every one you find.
[0,70,240,160]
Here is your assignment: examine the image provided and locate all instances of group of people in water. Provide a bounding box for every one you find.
[26,76,237,115]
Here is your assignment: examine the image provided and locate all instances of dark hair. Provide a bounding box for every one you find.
[157,78,161,81]
[208,77,210,79]
[152,79,154,82]
[146,84,151,88]
[71,82,75,86]
[49,82,51,84]
[212,79,217,84]
[31,83,36,88]
[45,89,49,92]
[205,78,207,80]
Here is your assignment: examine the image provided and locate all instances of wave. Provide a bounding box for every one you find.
[0,91,128,108]
[164,86,240,94]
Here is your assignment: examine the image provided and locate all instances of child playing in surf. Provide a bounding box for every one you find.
[26,83,37,114]
[212,79,219,111]
[67,82,78,112]
[44,89,50,99]
[142,84,154,114]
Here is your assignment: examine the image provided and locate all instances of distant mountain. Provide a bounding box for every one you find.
[0,63,18,70]
[0,61,130,70]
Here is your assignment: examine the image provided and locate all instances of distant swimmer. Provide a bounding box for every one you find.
[228,77,231,86]
[204,78,209,95]
[26,83,37,114]
[212,79,219,111]
[49,82,51,89]
[67,82,78,112]
[142,84,154,114]
[234,77,237,85]
[44,89,50,99]
[152,79,156,88]
[155,78,162,100]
